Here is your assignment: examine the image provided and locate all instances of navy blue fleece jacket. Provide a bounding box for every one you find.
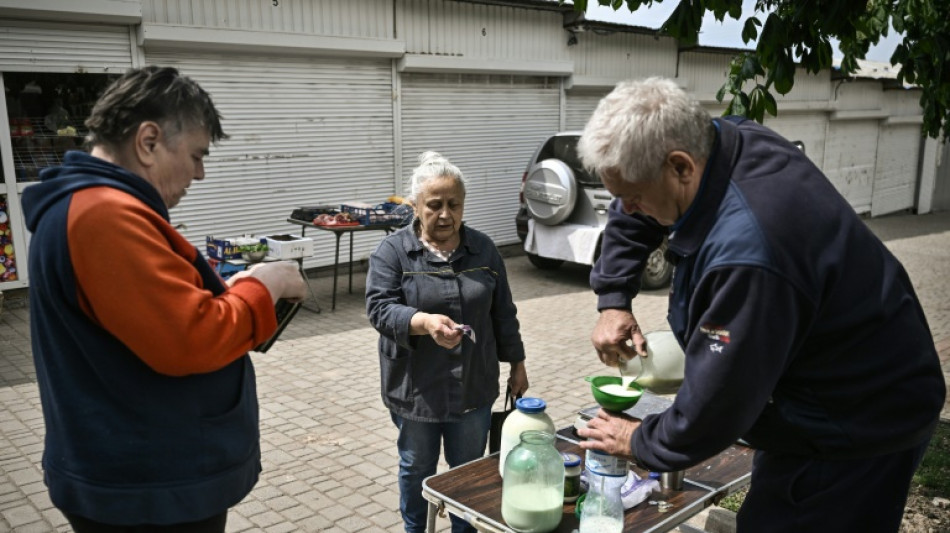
[592,118,945,469]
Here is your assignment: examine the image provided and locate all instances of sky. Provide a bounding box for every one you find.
[583,1,902,64]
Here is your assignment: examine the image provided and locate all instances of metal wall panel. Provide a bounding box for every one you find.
[0,19,132,73]
[763,112,827,169]
[833,80,882,110]
[568,31,677,79]
[886,88,924,117]
[774,70,830,102]
[400,73,560,244]
[146,51,395,268]
[143,0,394,39]
[872,124,921,216]
[677,51,732,98]
[823,121,879,213]
[681,51,831,104]
[398,0,568,62]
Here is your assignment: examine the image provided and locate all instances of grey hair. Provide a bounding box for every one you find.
[406,151,466,203]
[577,77,714,184]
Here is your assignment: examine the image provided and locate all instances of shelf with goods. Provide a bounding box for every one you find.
[0,194,20,284]
[9,116,86,182]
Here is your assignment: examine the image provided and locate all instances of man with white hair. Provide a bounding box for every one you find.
[576,77,944,531]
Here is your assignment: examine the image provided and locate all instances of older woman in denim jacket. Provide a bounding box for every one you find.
[366,151,530,533]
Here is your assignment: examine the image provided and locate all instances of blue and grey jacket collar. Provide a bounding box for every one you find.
[668,118,743,258]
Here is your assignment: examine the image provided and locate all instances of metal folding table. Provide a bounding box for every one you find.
[422,396,753,533]
[286,218,398,310]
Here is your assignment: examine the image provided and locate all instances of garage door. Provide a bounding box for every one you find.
[400,73,560,244]
[146,52,394,268]
[0,19,132,72]
[821,120,878,213]
[565,88,606,131]
[872,124,921,216]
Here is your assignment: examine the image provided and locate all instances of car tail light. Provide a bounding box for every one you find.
[519,171,527,203]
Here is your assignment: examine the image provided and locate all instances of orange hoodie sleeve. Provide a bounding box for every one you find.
[68,187,278,376]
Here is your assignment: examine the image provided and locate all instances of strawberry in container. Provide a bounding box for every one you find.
[314,212,358,226]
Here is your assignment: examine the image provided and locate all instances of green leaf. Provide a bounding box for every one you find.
[741,18,760,43]
[892,14,904,34]
[716,84,728,102]
[724,98,736,116]
[772,52,795,94]
[764,89,778,117]
[728,1,741,19]
[732,94,748,117]
[740,55,759,79]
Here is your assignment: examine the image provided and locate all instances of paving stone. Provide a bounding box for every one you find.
[2,503,41,528]
[248,510,285,528]
[225,511,254,532]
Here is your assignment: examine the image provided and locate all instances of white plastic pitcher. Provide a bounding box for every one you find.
[621,330,685,394]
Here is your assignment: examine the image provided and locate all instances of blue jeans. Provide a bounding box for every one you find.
[390,406,491,533]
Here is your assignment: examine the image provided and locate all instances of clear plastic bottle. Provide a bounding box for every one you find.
[498,397,556,477]
[579,465,625,533]
[501,430,565,533]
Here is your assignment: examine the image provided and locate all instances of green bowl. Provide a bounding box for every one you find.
[586,376,644,412]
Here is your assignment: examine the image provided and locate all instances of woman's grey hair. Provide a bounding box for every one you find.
[578,77,714,184]
[406,151,466,203]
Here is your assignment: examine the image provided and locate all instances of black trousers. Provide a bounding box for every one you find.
[64,511,227,533]
[737,439,930,532]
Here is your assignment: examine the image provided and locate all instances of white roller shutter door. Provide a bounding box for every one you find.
[400,73,560,244]
[565,89,605,131]
[872,124,921,216]
[146,52,394,268]
[0,20,132,73]
[822,121,879,213]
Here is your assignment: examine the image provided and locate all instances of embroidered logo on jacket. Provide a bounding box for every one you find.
[699,324,731,344]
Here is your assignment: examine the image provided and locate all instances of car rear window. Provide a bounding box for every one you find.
[538,136,601,187]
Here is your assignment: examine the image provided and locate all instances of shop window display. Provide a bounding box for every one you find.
[5,72,116,182]
[0,194,16,282]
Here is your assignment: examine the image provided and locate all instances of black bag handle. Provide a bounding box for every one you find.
[504,384,522,410]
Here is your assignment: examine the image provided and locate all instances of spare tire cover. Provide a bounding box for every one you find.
[523,158,577,225]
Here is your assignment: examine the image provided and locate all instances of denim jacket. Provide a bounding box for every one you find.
[366,223,525,422]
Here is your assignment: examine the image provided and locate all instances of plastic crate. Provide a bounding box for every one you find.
[341,203,413,227]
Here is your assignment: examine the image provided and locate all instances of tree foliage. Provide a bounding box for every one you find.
[569,0,950,140]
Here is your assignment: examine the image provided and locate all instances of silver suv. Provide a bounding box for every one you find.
[514,132,673,290]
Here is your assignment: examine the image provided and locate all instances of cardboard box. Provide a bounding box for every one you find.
[206,236,242,260]
[265,234,314,259]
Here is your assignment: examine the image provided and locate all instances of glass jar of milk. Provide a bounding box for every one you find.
[501,430,565,533]
[498,397,556,477]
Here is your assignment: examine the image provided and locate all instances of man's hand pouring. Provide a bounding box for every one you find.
[577,408,641,462]
[592,309,648,368]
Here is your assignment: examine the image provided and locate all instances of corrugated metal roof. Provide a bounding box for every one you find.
[833,58,916,89]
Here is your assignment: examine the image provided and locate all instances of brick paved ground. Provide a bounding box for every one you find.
[1,210,948,532]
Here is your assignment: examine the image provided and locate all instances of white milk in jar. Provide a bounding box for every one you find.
[498,398,556,477]
[500,484,563,532]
